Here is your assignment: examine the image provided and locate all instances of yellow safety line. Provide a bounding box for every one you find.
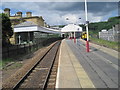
[65,41,95,88]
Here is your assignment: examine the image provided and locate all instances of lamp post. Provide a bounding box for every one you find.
[66,18,76,43]
[85,0,89,52]
[66,18,73,40]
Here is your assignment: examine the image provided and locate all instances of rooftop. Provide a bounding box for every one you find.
[14,21,37,27]
[61,24,82,32]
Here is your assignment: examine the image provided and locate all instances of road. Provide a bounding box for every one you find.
[66,39,119,88]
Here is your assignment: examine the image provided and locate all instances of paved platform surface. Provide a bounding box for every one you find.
[56,39,118,88]
[79,39,118,59]
[56,40,95,88]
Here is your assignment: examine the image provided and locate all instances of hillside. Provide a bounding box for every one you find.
[54,16,120,36]
[88,16,120,34]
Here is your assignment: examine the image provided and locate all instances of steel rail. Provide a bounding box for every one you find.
[42,41,61,90]
[12,41,60,90]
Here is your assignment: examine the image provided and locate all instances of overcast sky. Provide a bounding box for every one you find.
[1,1,119,26]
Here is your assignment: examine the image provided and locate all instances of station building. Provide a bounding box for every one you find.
[4,8,47,44]
[14,21,60,44]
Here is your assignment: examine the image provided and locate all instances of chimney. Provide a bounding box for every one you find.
[26,12,32,17]
[4,8,10,17]
[17,12,22,17]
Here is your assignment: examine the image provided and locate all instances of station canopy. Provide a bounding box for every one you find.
[14,21,60,34]
[61,24,82,33]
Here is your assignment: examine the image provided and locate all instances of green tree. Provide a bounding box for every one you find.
[0,13,13,46]
[87,16,120,37]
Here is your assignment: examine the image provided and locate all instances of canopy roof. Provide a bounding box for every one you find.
[61,24,82,32]
[14,21,60,34]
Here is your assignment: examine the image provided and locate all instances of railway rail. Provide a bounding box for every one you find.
[7,41,61,90]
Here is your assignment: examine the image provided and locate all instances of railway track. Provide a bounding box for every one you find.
[11,41,61,89]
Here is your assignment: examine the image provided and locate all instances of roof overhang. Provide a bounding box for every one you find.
[61,24,83,33]
[14,26,61,34]
[14,26,38,32]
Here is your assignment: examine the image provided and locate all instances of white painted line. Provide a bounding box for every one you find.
[80,39,118,59]
[55,40,62,89]
[77,40,119,71]
[92,51,119,71]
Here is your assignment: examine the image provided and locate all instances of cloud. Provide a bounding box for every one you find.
[0,9,4,13]
[62,14,81,24]
[87,2,118,16]
[1,2,118,25]
[1,0,120,2]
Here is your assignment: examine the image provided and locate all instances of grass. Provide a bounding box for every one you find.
[90,37,120,51]
[0,58,14,69]
[1,58,23,70]
[6,62,22,70]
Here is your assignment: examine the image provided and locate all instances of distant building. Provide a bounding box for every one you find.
[61,24,82,38]
[99,24,120,42]
[4,8,46,44]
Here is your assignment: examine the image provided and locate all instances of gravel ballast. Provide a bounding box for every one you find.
[2,42,56,89]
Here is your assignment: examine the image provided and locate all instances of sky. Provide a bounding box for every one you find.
[0,1,119,26]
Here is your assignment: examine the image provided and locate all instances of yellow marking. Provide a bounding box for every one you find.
[65,41,95,88]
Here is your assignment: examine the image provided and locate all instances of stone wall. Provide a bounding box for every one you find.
[99,24,119,42]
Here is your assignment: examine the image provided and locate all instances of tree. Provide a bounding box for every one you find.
[0,13,13,46]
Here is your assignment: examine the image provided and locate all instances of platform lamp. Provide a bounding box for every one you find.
[85,0,89,52]
[66,18,72,40]
[75,18,82,43]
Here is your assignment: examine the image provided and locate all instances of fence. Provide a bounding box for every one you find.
[2,37,62,59]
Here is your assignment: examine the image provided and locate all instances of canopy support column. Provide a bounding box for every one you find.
[74,31,76,43]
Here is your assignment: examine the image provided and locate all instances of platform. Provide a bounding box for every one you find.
[56,39,118,88]
[56,39,95,88]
